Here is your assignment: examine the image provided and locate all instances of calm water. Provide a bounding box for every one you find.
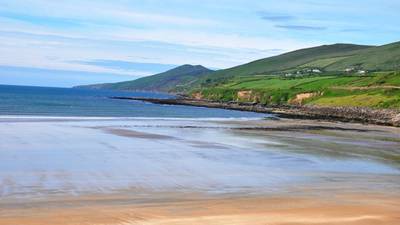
[0,85,263,118]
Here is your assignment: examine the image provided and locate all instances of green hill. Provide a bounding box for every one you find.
[190,41,400,109]
[196,71,400,109]
[194,43,372,87]
[194,41,400,88]
[78,65,213,92]
[325,41,400,71]
[78,41,400,109]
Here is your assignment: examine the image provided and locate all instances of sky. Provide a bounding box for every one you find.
[0,0,399,87]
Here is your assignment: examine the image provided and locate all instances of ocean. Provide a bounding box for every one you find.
[0,85,263,118]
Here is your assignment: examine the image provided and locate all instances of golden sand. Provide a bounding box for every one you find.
[1,193,399,225]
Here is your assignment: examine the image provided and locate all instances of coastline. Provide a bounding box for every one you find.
[111,97,400,127]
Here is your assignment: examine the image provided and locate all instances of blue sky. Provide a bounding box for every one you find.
[0,0,399,87]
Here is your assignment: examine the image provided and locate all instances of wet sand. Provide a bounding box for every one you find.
[0,193,399,225]
[0,116,399,224]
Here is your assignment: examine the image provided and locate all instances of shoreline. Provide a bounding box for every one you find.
[111,97,400,127]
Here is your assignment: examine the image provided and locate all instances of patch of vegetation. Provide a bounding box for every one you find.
[299,56,349,68]
[199,72,400,109]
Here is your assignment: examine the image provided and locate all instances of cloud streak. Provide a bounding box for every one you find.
[0,1,219,27]
[258,12,295,21]
[76,60,178,74]
[276,25,327,31]
[0,65,139,87]
[340,28,364,32]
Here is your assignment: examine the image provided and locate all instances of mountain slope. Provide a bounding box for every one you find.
[79,65,213,92]
[191,41,400,109]
[194,43,372,87]
[326,41,400,71]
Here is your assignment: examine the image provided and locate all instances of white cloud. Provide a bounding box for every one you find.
[0,35,153,76]
[0,0,218,27]
[0,0,320,79]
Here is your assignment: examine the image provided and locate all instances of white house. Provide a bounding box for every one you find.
[312,69,322,73]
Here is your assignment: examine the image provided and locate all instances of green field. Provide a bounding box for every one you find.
[196,72,400,109]
[299,56,349,68]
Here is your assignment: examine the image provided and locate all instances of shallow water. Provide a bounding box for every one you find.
[1,117,399,201]
[0,85,262,118]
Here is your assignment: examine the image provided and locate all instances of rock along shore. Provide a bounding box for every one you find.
[111,97,400,127]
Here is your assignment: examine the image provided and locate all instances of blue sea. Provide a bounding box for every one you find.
[0,84,263,118]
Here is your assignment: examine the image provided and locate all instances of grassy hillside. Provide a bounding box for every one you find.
[195,72,400,109]
[194,44,372,87]
[78,65,213,92]
[326,41,400,71]
[187,41,400,109]
[78,41,400,109]
[194,41,400,89]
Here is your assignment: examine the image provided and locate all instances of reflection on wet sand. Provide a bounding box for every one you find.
[103,127,176,140]
[0,117,399,224]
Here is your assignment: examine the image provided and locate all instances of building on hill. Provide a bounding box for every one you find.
[312,69,322,73]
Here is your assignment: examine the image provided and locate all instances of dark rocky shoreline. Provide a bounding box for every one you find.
[111,97,400,127]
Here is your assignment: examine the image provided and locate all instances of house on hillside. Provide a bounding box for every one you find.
[312,69,322,73]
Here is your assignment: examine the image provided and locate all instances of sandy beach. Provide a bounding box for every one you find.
[1,0,400,224]
[0,117,399,225]
[1,193,400,225]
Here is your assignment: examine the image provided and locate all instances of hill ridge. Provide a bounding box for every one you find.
[77,64,213,92]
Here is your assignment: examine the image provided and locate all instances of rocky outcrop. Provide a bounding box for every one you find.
[277,105,400,127]
[237,90,253,101]
[236,90,261,103]
[289,92,320,105]
[192,92,204,100]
